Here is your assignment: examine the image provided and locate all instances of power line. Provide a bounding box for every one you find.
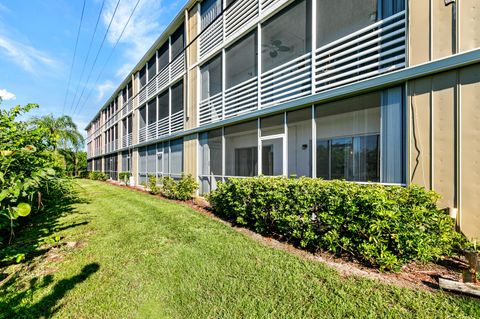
[73,0,142,117]
[70,0,106,114]
[62,0,86,115]
[68,0,121,115]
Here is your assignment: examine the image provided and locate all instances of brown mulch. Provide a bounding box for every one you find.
[106,180,474,294]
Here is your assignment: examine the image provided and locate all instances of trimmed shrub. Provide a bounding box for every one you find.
[119,172,131,184]
[208,177,469,270]
[88,171,107,181]
[160,174,199,200]
[148,174,161,195]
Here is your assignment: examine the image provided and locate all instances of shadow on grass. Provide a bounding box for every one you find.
[0,188,90,288]
[0,262,100,319]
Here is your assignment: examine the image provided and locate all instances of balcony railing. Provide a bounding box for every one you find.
[314,11,406,92]
[137,53,186,108]
[122,133,132,148]
[199,92,223,125]
[224,77,258,119]
[198,10,406,126]
[138,112,184,144]
[225,0,258,39]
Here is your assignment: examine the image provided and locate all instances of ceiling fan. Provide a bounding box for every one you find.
[262,39,291,57]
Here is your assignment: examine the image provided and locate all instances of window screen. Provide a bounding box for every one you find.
[261,0,311,72]
[171,80,184,114]
[158,42,169,71]
[171,24,184,59]
[225,31,257,89]
[200,54,222,100]
[148,54,156,81]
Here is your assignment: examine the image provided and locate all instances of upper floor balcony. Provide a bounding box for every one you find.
[199,0,406,125]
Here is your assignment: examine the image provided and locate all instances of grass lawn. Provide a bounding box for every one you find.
[1,179,479,318]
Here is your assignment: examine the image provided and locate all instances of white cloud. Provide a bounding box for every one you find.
[102,0,168,79]
[0,34,58,75]
[96,80,115,102]
[0,88,15,100]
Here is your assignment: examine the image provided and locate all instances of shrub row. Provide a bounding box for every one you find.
[208,177,469,270]
[148,174,198,200]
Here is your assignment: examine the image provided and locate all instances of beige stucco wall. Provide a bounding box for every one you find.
[186,5,199,130]
[183,133,198,177]
[409,0,480,66]
[408,63,480,241]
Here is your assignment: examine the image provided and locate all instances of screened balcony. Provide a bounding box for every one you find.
[198,86,405,194]
[198,0,406,126]
[138,24,186,107]
[138,80,185,144]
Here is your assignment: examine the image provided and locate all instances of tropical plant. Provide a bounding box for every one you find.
[0,103,66,245]
[31,114,84,151]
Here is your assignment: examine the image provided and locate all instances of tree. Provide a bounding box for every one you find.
[31,114,85,176]
[31,114,84,151]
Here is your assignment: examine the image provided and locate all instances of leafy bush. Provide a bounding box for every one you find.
[88,172,107,181]
[0,103,67,245]
[119,172,131,183]
[148,174,161,195]
[208,177,469,270]
[158,174,198,200]
[78,171,89,179]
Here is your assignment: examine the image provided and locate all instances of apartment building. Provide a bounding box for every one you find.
[85,0,480,240]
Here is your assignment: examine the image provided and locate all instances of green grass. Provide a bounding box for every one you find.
[1,179,479,318]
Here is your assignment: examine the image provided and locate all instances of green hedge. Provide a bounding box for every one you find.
[208,177,468,270]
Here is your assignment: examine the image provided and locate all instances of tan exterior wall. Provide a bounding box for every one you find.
[409,0,480,66]
[183,134,198,177]
[459,64,480,241]
[459,0,480,52]
[186,5,199,130]
[408,63,480,241]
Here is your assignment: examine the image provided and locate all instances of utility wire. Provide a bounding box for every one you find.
[68,0,121,115]
[62,0,86,115]
[70,0,106,113]
[73,0,142,117]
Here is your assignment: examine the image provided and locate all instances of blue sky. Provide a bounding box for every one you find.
[0,0,185,134]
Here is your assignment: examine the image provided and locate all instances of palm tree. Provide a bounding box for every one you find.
[31,115,84,151]
[31,115,84,175]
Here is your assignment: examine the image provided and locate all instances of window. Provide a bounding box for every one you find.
[315,92,381,182]
[287,108,311,177]
[317,0,377,47]
[158,90,169,120]
[147,145,156,174]
[225,121,257,176]
[171,24,184,59]
[139,106,146,129]
[201,0,222,30]
[148,55,156,81]
[122,151,130,172]
[127,81,132,99]
[199,129,223,194]
[171,80,184,114]
[139,66,147,88]
[147,99,157,125]
[225,31,257,89]
[158,42,169,71]
[169,138,183,177]
[127,115,132,134]
[261,0,311,72]
[139,147,147,184]
[200,54,222,100]
[380,0,405,19]
[235,147,258,176]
